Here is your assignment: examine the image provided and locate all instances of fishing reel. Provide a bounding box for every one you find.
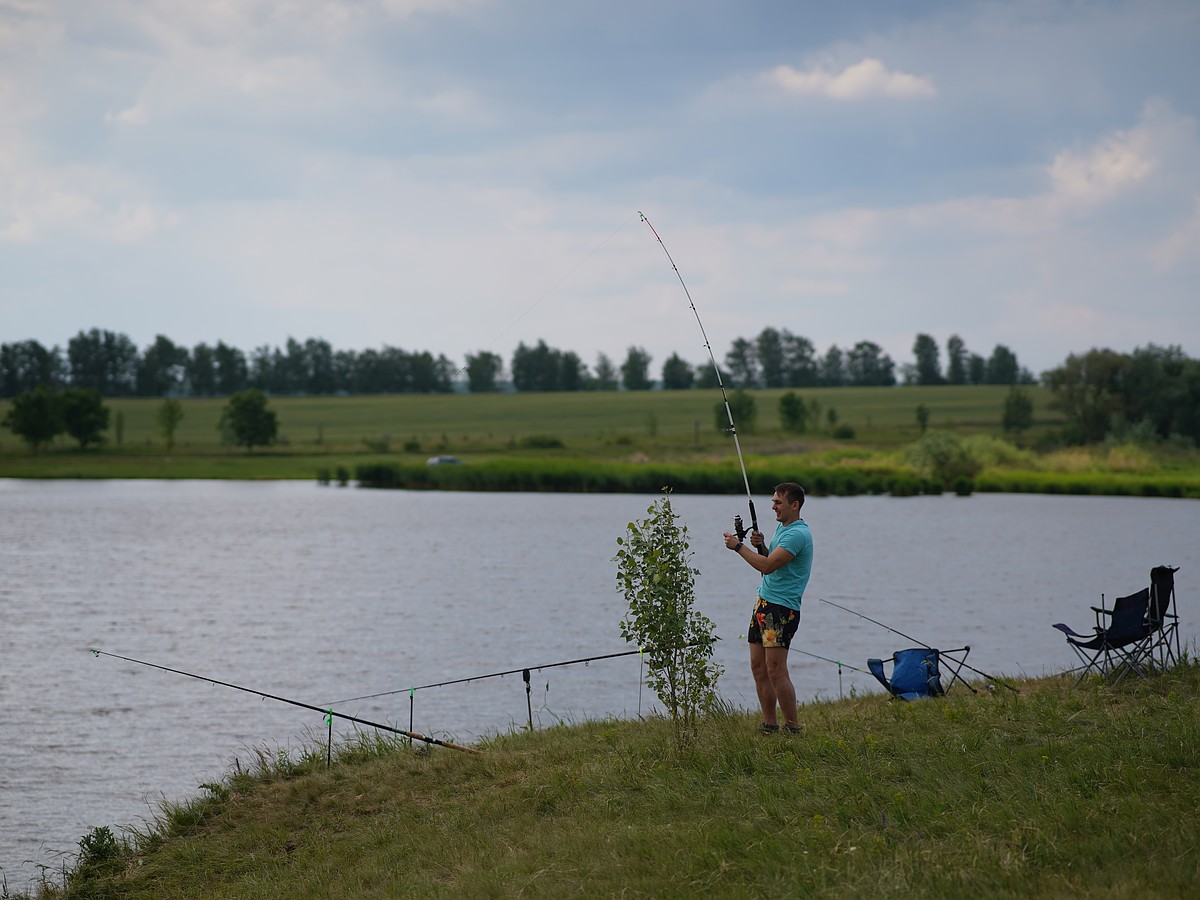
[733,515,769,556]
[733,514,749,543]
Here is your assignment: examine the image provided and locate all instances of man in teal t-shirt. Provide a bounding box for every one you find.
[723,482,813,734]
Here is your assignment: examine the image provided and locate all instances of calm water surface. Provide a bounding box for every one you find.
[1,479,1195,890]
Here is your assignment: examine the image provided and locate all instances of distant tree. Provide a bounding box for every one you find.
[157,398,184,450]
[756,328,785,388]
[1002,386,1034,437]
[694,362,729,389]
[946,335,968,385]
[967,353,986,385]
[985,344,1020,385]
[819,345,847,387]
[68,328,138,396]
[593,353,618,391]
[846,341,896,386]
[2,385,63,451]
[305,338,336,394]
[464,351,503,392]
[1124,344,1200,442]
[512,340,563,392]
[620,346,653,391]
[188,343,217,395]
[410,351,454,393]
[717,389,756,434]
[1,339,66,396]
[661,353,695,390]
[247,344,276,392]
[559,351,587,392]
[912,333,943,385]
[213,341,248,395]
[724,338,759,388]
[61,388,109,449]
[780,331,819,387]
[1042,348,1130,442]
[137,334,188,396]
[916,403,930,434]
[778,392,810,433]
[218,389,278,451]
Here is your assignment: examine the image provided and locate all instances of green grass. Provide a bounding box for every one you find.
[0,385,1061,460]
[31,662,1200,899]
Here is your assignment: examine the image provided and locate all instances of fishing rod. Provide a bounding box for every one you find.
[639,211,767,556]
[89,649,482,755]
[326,647,651,705]
[815,598,1020,693]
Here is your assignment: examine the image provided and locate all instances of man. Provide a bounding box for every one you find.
[723,482,813,734]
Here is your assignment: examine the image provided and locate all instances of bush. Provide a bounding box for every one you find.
[520,434,565,449]
[615,490,721,751]
[905,431,982,489]
[832,424,856,440]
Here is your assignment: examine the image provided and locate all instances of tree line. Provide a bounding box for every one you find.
[1,328,1035,398]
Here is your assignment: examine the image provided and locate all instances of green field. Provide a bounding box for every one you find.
[4,386,1200,498]
[0,385,1061,465]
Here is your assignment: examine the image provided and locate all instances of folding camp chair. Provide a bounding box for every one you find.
[1053,565,1180,685]
[866,646,971,701]
[1139,565,1181,671]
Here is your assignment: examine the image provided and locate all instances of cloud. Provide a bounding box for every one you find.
[1049,123,1156,206]
[766,57,936,101]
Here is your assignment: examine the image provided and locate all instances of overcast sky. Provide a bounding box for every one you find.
[2,0,1198,377]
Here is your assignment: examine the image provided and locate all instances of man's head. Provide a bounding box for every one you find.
[771,482,805,524]
[774,482,805,509]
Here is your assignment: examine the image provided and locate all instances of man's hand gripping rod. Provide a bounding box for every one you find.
[640,210,766,556]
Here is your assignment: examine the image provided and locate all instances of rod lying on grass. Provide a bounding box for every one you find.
[89,649,481,755]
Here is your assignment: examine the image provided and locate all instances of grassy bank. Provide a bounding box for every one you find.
[30,663,1200,899]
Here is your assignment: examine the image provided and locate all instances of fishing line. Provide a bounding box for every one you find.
[325,648,645,705]
[639,211,767,553]
[324,640,717,706]
[457,214,638,374]
[89,648,481,755]
[815,597,1019,693]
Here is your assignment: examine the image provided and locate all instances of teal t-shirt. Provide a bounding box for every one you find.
[757,519,813,611]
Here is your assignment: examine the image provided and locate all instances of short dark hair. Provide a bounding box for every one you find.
[774,482,805,509]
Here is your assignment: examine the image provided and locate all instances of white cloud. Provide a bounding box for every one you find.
[767,57,936,101]
[1049,123,1156,207]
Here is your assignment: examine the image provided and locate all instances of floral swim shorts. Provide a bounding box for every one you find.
[747,596,801,649]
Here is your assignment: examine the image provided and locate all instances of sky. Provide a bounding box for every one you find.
[2,0,1198,379]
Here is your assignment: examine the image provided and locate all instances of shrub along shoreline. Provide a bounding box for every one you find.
[354,459,1200,499]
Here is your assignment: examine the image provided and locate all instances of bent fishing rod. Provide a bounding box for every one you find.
[90,649,481,755]
[639,211,767,556]
[815,598,1020,693]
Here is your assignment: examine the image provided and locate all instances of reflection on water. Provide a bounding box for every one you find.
[0,479,1195,890]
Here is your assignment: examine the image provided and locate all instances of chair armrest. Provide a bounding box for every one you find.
[1091,606,1113,616]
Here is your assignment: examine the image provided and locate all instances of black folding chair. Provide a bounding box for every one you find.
[866,646,971,701]
[1053,565,1180,685]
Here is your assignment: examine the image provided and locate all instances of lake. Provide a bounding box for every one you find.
[0,479,1195,892]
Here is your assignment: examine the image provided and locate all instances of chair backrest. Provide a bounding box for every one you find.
[889,648,944,698]
[1107,589,1150,641]
[1149,566,1178,628]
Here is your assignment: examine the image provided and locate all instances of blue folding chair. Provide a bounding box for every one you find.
[867,646,971,701]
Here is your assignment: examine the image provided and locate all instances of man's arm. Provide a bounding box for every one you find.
[723,531,793,574]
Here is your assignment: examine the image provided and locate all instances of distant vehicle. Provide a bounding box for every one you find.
[426,455,462,466]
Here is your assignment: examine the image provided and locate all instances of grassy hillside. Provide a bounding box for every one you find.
[0,385,1059,460]
[32,663,1200,899]
[4,386,1199,497]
